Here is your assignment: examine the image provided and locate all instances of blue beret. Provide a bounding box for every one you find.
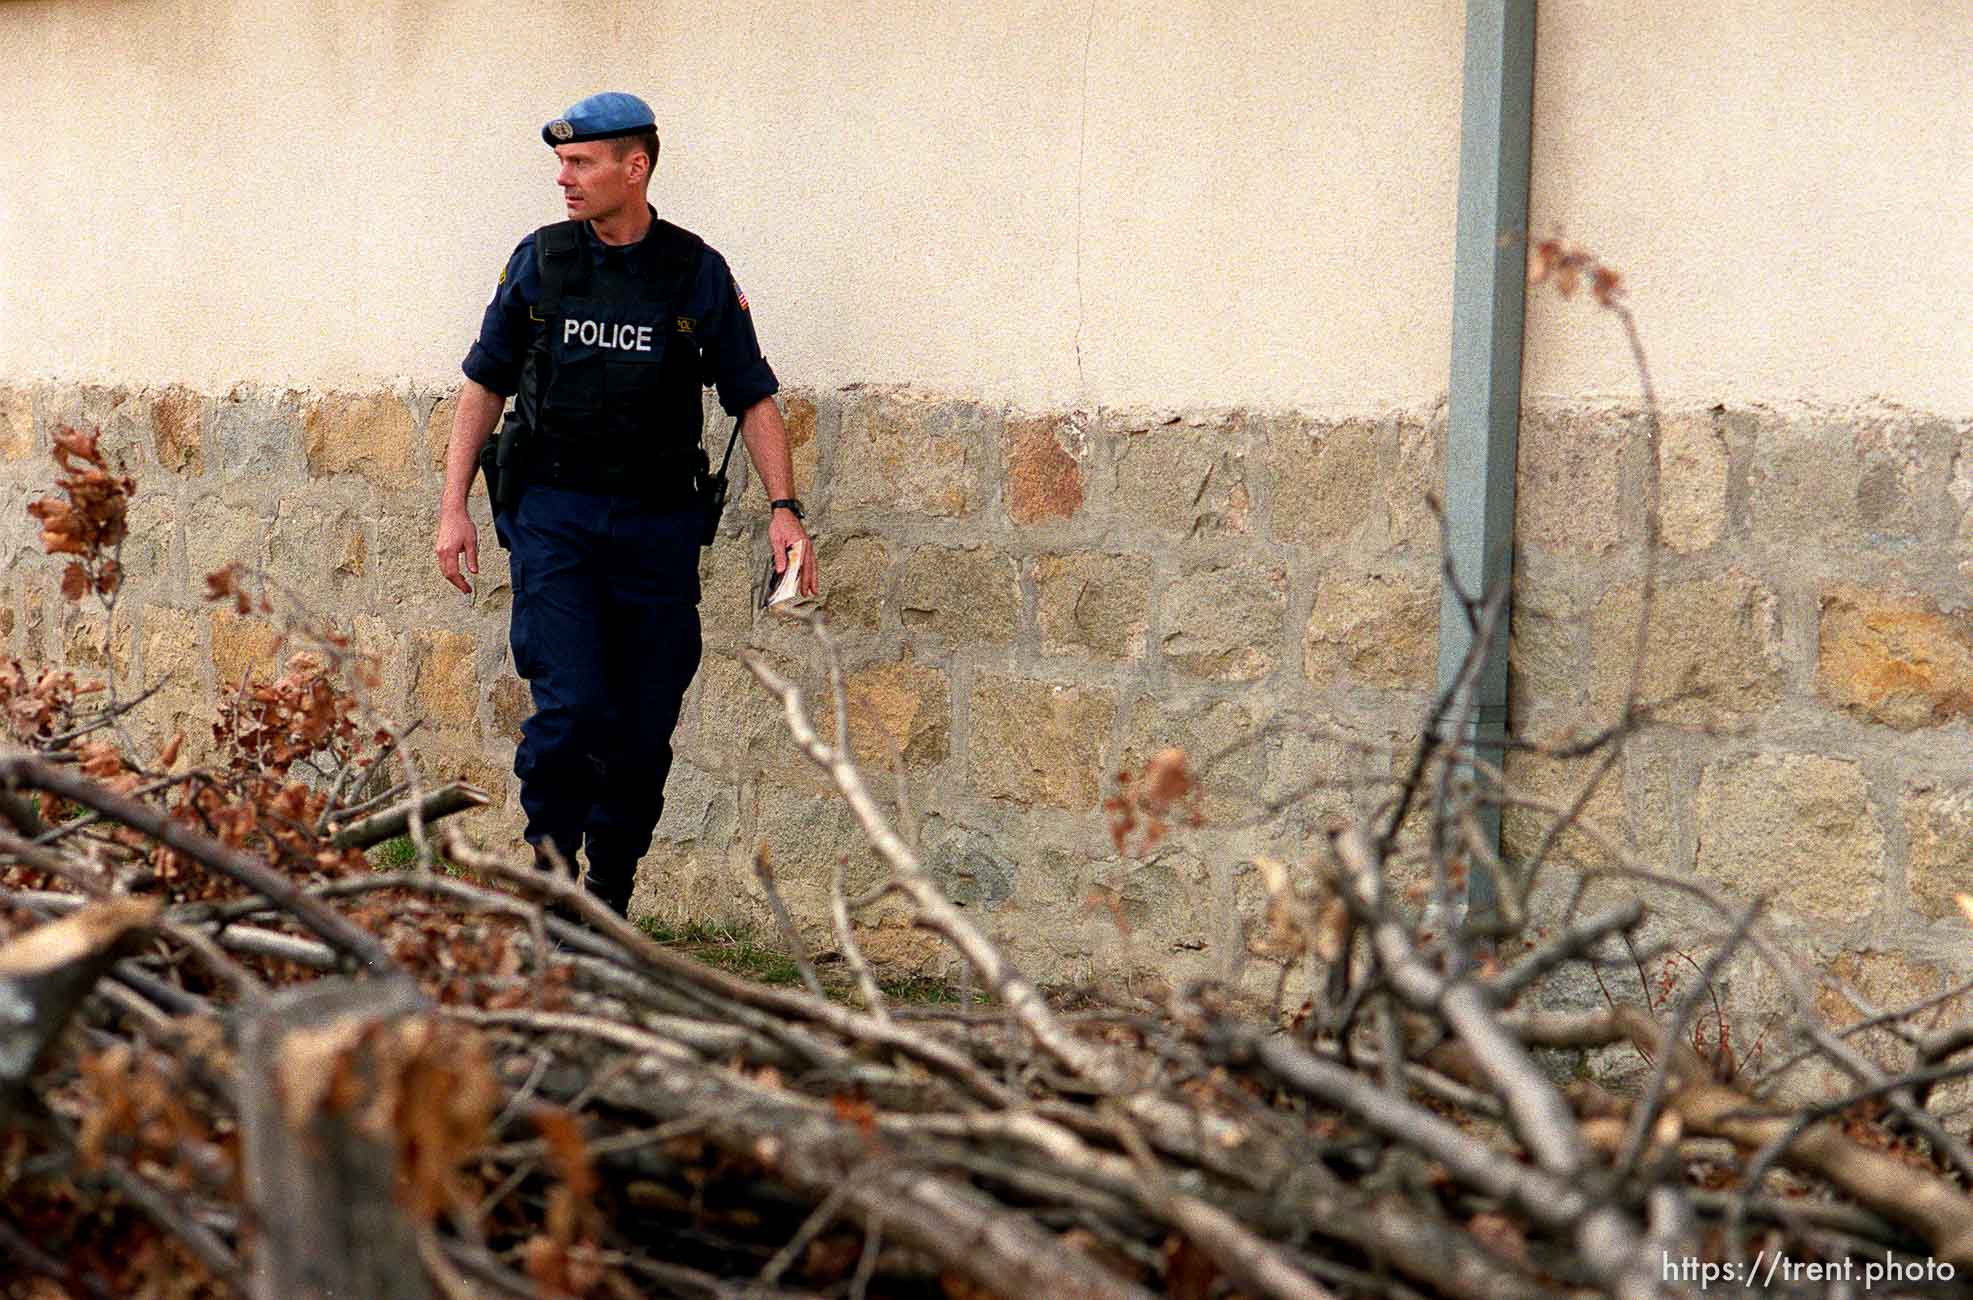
[542,92,656,146]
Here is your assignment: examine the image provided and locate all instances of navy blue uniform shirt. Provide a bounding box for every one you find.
[463,207,778,417]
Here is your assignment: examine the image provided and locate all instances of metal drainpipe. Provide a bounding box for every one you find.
[1440,0,1536,923]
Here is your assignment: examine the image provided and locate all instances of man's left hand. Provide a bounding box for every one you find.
[770,508,819,597]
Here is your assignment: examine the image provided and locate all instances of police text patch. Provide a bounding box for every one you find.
[563,318,656,352]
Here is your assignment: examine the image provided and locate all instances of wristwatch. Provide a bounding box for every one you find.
[769,498,805,520]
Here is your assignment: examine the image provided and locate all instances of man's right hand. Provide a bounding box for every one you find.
[436,506,480,594]
[434,379,508,595]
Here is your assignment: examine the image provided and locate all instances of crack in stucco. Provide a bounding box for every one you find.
[1074,0,1096,396]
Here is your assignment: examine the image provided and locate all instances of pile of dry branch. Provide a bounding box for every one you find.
[5,626,1973,1299]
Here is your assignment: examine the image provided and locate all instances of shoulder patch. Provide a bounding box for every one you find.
[498,264,508,286]
[733,277,749,311]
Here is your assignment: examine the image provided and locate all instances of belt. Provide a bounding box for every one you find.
[530,446,703,504]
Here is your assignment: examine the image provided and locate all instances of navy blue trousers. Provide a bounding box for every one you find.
[495,485,703,912]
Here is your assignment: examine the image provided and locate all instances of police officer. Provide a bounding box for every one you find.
[435,92,817,913]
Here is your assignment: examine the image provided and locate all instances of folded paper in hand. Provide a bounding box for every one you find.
[762,540,818,616]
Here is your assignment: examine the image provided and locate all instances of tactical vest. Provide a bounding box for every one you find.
[513,217,707,478]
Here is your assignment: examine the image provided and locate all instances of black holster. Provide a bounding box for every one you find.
[697,418,744,548]
[694,446,728,547]
[479,416,527,515]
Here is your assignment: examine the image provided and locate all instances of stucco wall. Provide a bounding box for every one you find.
[1524,3,1972,413]
[3,1,1966,414]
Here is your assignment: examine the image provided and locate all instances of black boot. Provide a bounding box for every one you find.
[583,862,633,916]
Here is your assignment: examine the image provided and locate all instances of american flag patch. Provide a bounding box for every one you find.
[734,278,749,311]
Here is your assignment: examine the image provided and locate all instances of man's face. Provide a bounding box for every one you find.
[554,141,642,222]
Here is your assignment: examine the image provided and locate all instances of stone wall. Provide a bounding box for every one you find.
[1507,404,1973,1065]
[0,382,1968,1005]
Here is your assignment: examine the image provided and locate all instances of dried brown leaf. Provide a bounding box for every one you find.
[1314,896,1351,964]
[1144,746,1192,809]
[830,1092,880,1138]
[76,739,122,780]
[535,1105,598,1202]
[1528,238,1557,285]
[1162,1233,1218,1300]
[51,425,102,467]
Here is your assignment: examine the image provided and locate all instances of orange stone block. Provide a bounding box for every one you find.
[1005,414,1084,524]
[1818,584,1973,730]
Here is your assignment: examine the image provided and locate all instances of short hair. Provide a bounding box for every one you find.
[612,129,660,174]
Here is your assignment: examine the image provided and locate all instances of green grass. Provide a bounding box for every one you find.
[869,974,972,1005]
[358,850,973,1003]
[366,834,420,869]
[634,915,984,1006]
[637,917,808,985]
[364,833,478,877]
